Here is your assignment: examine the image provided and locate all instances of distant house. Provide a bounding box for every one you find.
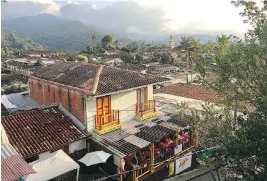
[153,83,252,115]
[148,64,179,74]
[24,50,52,58]
[6,59,42,75]
[142,62,160,68]
[1,105,91,162]
[1,91,39,112]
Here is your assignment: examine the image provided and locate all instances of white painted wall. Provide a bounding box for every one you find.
[147,85,153,101]
[86,98,97,132]
[69,140,86,153]
[111,90,137,123]
[38,151,51,159]
[85,85,154,132]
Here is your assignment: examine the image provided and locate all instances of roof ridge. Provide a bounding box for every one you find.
[92,65,104,95]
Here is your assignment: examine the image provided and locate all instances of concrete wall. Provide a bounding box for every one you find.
[147,85,153,101]
[111,90,137,123]
[86,97,97,132]
[38,151,51,159]
[69,140,86,154]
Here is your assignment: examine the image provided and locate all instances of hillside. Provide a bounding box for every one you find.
[1,14,106,52]
[1,29,44,54]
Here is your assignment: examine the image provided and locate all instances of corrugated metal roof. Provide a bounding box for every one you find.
[123,135,150,149]
[1,144,18,160]
[2,154,36,181]
[93,115,189,157]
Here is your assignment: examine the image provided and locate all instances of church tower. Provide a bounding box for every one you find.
[169,35,175,49]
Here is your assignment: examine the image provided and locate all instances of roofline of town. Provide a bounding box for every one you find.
[93,80,171,98]
[23,135,92,159]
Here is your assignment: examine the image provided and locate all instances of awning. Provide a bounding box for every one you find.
[78,151,111,166]
[26,150,80,181]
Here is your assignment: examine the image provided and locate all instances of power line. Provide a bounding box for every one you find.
[92,148,213,181]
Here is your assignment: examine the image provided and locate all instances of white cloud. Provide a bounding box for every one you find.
[134,0,264,36]
[7,0,61,14]
[91,4,97,9]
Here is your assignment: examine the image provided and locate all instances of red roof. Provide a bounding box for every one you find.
[2,155,36,181]
[1,106,89,157]
[154,83,220,103]
[31,62,168,96]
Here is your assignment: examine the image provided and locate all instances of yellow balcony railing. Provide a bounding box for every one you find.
[94,110,121,135]
[136,100,157,119]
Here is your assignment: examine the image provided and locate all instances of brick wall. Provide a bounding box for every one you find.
[29,77,85,123]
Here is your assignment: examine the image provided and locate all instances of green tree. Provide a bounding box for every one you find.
[120,52,135,65]
[193,1,267,180]
[76,55,88,62]
[179,37,202,83]
[160,53,174,64]
[114,40,119,50]
[101,35,115,50]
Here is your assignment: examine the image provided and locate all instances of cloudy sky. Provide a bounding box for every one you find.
[2,0,264,37]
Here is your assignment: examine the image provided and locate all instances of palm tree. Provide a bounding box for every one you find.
[179,37,201,83]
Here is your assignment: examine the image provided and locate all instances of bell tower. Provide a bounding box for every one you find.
[169,35,175,49]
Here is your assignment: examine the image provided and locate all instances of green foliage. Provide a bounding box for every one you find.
[86,43,105,55]
[101,35,115,50]
[2,14,104,52]
[160,53,174,64]
[120,52,135,64]
[1,29,44,55]
[3,85,27,94]
[1,45,13,56]
[191,1,267,180]
[76,55,88,62]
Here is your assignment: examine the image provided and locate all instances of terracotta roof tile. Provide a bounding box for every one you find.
[154,83,221,103]
[32,62,168,96]
[1,106,89,157]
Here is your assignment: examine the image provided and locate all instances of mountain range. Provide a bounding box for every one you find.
[1,1,218,52]
[1,28,44,53]
[1,14,106,52]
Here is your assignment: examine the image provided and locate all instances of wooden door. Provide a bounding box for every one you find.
[97,96,111,125]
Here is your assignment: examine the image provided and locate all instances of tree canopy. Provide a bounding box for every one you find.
[191,1,267,180]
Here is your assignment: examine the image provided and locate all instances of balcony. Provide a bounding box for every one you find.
[94,110,121,135]
[136,100,159,120]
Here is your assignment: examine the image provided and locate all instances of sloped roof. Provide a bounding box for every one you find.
[31,62,168,96]
[2,144,36,181]
[154,83,220,103]
[1,104,9,116]
[1,106,89,158]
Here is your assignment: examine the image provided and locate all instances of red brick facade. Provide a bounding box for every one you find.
[28,77,85,123]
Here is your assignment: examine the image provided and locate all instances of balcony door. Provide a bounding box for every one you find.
[137,87,148,110]
[97,96,111,124]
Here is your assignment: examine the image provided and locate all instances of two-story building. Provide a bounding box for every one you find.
[28,62,169,135]
[28,62,197,181]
